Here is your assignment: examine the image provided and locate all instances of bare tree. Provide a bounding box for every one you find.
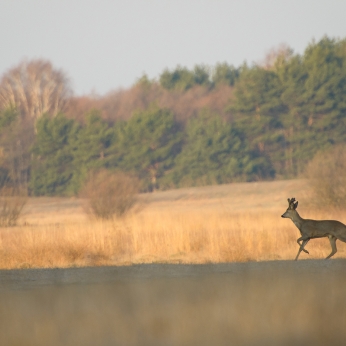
[262,43,293,70]
[0,59,72,122]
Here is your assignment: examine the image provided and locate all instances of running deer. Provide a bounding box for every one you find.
[281,198,346,260]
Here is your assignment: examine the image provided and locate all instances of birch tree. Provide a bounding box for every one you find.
[0,59,72,122]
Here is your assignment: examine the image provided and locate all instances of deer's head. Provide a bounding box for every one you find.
[281,197,298,219]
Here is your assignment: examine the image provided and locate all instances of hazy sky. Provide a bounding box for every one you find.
[1,0,346,95]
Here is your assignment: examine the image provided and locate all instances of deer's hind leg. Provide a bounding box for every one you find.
[295,238,310,261]
[326,235,337,259]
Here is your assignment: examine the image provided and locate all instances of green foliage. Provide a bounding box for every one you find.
[30,114,79,196]
[230,37,346,178]
[69,110,113,193]
[193,65,210,86]
[135,74,153,88]
[212,63,240,86]
[0,108,29,225]
[0,106,18,129]
[107,107,182,191]
[0,106,32,190]
[0,107,19,187]
[160,66,195,91]
[159,65,211,91]
[170,111,274,187]
[279,37,346,176]
[230,65,285,176]
[18,36,346,196]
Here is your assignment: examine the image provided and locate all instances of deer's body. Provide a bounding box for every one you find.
[281,198,346,260]
[293,216,346,240]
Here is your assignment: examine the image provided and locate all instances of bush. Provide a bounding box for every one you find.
[81,170,140,219]
[0,187,28,227]
[305,145,346,208]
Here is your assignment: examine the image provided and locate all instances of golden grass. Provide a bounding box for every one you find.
[1,180,346,269]
[1,207,346,270]
[2,180,346,346]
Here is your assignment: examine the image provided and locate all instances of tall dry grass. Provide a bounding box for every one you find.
[1,206,346,269]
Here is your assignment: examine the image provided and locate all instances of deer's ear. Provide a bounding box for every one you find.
[294,201,298,210]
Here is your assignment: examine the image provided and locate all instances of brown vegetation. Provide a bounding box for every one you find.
[80,170,140,219]
[66,83,234,124]
[0,180,345,269]
[305,145,346,208]
[0,59,71,121]
[0,187,28,227]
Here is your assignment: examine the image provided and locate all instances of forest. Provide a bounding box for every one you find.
[0,36,346,195]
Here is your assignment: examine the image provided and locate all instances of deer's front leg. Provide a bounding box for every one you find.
[295,238,310,260]
[297,237,310,254]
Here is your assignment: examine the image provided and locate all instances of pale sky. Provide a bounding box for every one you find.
[1,0,346,96]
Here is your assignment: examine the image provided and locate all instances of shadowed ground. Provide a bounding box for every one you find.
[1,260,346,345]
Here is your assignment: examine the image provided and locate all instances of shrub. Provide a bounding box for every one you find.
[305,145,346,208]
[0,187,28,227]
[81,170,140,219]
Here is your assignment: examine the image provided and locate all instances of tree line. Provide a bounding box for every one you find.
[0,36,345,196]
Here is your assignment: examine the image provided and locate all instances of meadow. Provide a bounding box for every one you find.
[2,179,346,345]
[1,179,346,269]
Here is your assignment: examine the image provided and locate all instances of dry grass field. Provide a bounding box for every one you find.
[1,179,346,269]
[1,180,346,345]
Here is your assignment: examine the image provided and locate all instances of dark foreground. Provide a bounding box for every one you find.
[1,260,346,346]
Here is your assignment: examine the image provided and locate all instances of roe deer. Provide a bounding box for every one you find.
[281,198,346,260]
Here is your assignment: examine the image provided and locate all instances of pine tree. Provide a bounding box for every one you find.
[171,111,274,187]
[107,107,182,191]
[277,37,346,176]
[30,114,79,195]
[230,65,284,176]
[69,110,113,193]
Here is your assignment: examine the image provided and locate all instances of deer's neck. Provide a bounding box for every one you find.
[290,211,304,230]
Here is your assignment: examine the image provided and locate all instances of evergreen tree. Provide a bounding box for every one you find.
[159,65,212,91]
[193,65,211,87]
[277,37,346,175]
[107,107,182,191]
[0,107,19,187]
[159,66,195,91]
[11,36,346,196]
[212,62,240,86]
[69,110,113,193]
[0,107,33,190]
[230,65,284,176]
[30,114,79,196]
[171,111,274,187]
